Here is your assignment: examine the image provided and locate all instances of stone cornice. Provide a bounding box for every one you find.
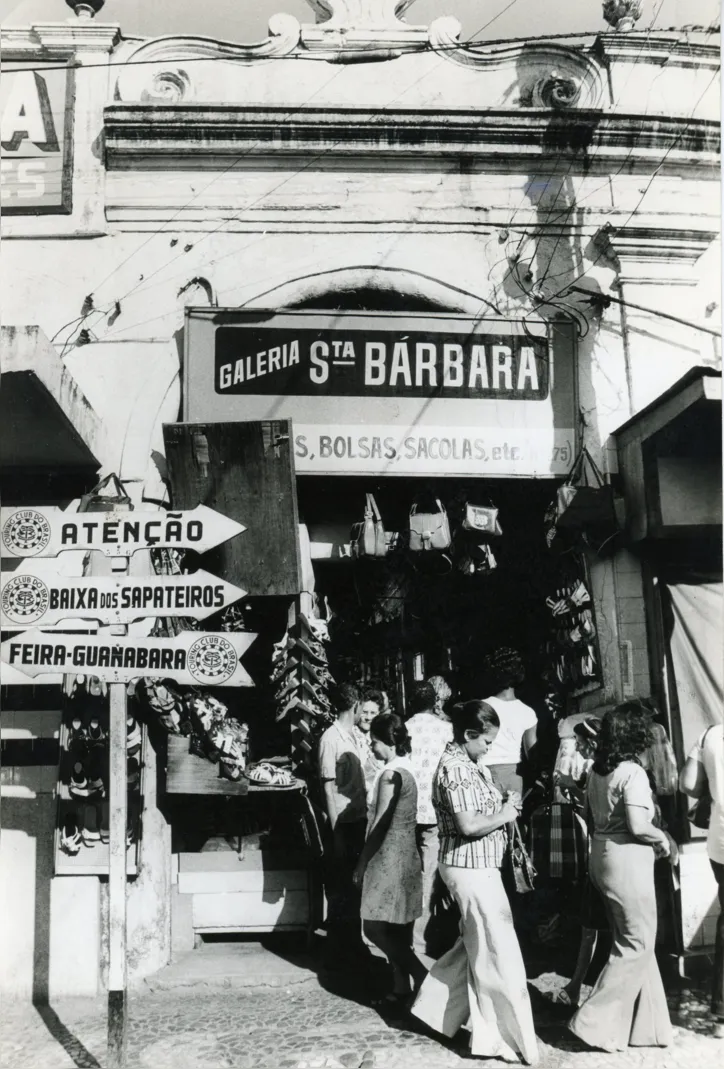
[0,21,121,56]
[594,31,720,69]
[103,105,720,166]
[596,223,719,285]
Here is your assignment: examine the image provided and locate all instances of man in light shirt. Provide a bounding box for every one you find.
[406,681,453,959]
[318,682,368,962]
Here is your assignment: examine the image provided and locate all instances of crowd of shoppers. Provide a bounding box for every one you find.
[315,653,723,1063]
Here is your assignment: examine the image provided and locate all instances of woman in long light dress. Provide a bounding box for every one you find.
[568,704,674,1051]
[411,700,539,1065]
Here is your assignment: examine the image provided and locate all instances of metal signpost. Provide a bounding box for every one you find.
[0,495,251,1069]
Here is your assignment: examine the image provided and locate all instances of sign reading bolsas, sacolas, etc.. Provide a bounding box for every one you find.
[0,505,245,559]
[0,568,247,628]
[184,309,577,478]
[1,630,257,687]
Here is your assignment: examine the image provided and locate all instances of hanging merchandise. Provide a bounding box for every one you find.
[455,533,498,576]
[408,496,452,552]
[461,502,503,537]
[546,447,620,556]
[543,556,602,694]
[350,493,388,559]
[272,610,335,775]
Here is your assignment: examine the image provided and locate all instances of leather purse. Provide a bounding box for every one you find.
[350,493,387,559]
[409,498,451,552]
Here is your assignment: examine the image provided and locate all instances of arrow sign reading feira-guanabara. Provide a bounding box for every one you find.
[0,568,246,628]
[1,629,257,687]
[0,506,245,559]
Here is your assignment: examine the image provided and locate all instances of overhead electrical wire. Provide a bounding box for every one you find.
[41,8,718,348]
[6,24,657,75]
[86,0,524,328]
[517,62,721,334]
[502,0,668,296]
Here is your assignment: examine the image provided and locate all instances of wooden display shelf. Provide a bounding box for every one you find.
[165,735,301,796]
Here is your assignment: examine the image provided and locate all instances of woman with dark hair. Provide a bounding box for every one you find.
[353,713,426,1005]
[479,647,538,796]
[412,701,539,1064]
[568,703,673,1051]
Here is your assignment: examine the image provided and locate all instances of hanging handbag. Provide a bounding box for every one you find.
[350,493,387,559]
[506,820,537,894]
[79,473,132,513]
[554,448,619,537]
[461,503,503,538]
[409,497,451,552]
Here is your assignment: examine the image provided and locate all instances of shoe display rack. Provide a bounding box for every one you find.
[54,679,146,876]
[272,610,334,777]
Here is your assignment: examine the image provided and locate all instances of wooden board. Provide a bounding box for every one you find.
[192,890,310,930]
[163,420,302,597]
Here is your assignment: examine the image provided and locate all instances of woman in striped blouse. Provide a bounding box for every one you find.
[411,700,539,1065]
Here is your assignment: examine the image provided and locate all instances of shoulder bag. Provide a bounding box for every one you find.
[350,493,387,559]
[409,497,451,552]
[506,820,537,894]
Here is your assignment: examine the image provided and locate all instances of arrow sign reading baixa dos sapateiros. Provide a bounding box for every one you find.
[1,630,257,687]
[0,568,247,628]
[0,506,245,558]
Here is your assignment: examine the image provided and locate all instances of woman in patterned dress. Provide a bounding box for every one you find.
[353,713,426,1005]
[411,700,539,1065]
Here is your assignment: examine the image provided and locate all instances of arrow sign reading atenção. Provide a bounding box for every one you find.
[1,568,247,628]
[1,629,257,687]
[1,506,245,559]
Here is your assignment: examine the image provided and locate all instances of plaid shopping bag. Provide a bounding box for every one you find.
[528,802,589,882]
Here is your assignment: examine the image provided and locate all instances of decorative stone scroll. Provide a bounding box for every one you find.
[114,14,302,103]
[428,17,606,110]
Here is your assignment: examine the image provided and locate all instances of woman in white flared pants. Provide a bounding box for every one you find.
[411,700,538,1065]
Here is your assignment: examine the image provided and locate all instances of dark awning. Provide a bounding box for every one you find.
[1,326,102,500]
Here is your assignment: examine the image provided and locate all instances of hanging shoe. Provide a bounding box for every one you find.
[68,717,88,750]
[127,756,141,789]
[126,715,142,755]
[81,805,101,845]
[60,813,83,855]
[87,717,107,746]
[99,802,110,844]
[86,748,106,796]
[69,761,92,798]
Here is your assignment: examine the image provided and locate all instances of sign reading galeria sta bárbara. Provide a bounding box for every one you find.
[185,310,577,478]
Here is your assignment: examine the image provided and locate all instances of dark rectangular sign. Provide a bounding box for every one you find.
[215,327,548,400]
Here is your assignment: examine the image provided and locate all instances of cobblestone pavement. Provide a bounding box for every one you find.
[2,969,721,1069]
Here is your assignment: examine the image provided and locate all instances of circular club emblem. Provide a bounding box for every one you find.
[187,635,238,685]
[2,509,51,556]
[1,574,50,624]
